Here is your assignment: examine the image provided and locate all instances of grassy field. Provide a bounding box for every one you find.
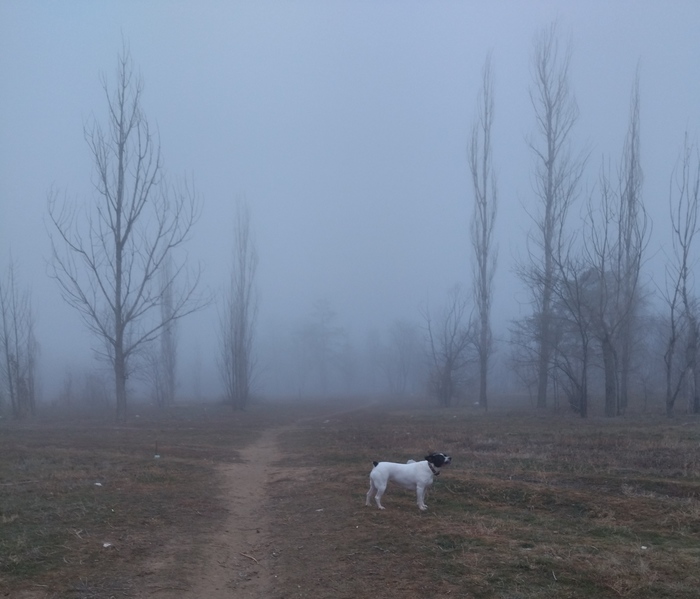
[2,399,700,598]
[0,403,292,597]
[269,403,700,598]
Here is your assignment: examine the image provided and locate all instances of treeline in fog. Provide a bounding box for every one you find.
[2,19,700,421]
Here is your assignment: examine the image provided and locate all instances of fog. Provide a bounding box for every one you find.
[2,2,700,406]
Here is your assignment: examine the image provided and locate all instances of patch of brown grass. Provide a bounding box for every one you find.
[0,401,291,597]
[3,399,700,598]
[267,405,700,598]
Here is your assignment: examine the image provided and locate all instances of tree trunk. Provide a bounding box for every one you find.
[439,366,453,407]
[115,343,127,422]
[687,321,700,413]
[580,343,589,418]
[602,335,618,417]
[666,362,675,418]
[618,326,631,414]
[479,344,488,411]
[537,264,554,409]
[536,307,550,409]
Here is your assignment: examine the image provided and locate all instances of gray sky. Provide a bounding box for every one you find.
[2,1,700,397]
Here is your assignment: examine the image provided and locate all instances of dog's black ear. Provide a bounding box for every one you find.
[372,461,379,467]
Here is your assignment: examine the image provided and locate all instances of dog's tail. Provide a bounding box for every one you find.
[372,460,379,467]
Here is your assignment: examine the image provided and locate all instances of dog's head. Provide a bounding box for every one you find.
[425,452,452,468]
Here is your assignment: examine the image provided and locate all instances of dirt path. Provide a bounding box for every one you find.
[181,426,283,599]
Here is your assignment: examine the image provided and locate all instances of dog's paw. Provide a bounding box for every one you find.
[419,505,428,511]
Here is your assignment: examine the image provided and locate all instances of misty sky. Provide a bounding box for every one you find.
[2,1,700,398]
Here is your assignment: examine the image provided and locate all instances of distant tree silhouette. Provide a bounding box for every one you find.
[664,133,700,416]
[469,53,498,411]
[0,259,38,419]
[516,22,586,410]
[219,201,258,410]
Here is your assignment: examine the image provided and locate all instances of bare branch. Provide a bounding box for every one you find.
[47,47,205,421]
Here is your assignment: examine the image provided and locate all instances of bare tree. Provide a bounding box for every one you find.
[145,346,165,407]
[664,133,700,416]
[47,46,203,422]
[364,328,384,394]
[296,299,346,396]
[551,234,593,417]
[520,22,586,409]
[190,340,203,400]
[584,154,649,417]
[58,368,75,407]
[380,319,424,396]
[424,286,475,407]
[469,53,498,411]
[585,167,624,417]
[580,75,648,417]
[144,255,177,408]
[508,314,541,406]
[80,370,111,408]
[219,201,258,410]
[616,72,645,412]
[0,259,38,419]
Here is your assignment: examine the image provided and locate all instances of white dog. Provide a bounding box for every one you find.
[365,452,452,511]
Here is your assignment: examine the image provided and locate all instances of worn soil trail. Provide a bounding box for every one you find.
[152,404,370,599]
[181,425,284,599]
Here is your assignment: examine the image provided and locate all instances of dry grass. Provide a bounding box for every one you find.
[0,401,295,597]
[2,399,700,598]
[267,404,700,598]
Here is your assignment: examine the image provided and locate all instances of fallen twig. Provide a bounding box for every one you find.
[240,552,259,564]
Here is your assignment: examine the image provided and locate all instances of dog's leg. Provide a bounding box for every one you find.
[365,480,376,506]
[416,485,428,511]
[373,481,387,510]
